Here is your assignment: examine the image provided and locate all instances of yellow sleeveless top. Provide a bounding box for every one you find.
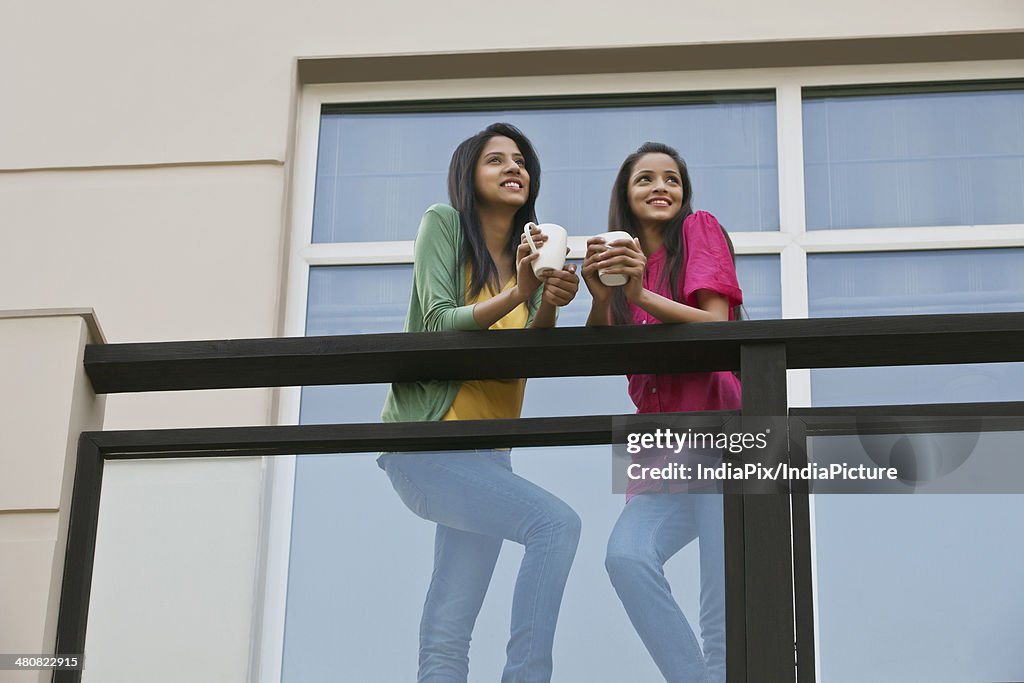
[441,268,528,421]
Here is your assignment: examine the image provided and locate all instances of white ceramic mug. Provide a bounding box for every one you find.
[524,222,568,276]
[593,230,634,286]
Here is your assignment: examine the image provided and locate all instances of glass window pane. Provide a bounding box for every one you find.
[312,97,779,243]
[306,264,411,337]
[736,255,781,322]
[806,438,1024,679]
[810,477,1024,681]
[283,446,719,682]
[302,265,412,425]
[808,249,1024,681]
[808,248,1024,405]
[803,86,1024,229]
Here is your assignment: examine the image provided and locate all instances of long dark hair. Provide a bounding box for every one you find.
[447,122,541,299]
[607,141,740,324]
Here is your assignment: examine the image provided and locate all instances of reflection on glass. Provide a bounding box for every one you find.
[808,428,1024,494]
[306,264,412,337]
[804,86,1024,229]
[736,255,781,322]
[808,249,1024,406]
[811,487,1024,680]
[313,98,779,242]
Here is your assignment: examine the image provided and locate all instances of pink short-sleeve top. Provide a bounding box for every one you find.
[625,210,743,497]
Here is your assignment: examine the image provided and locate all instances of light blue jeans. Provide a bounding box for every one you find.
[378,449,581,683]
[605,491,726,683]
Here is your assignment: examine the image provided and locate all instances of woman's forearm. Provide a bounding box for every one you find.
[633,289,728,323]
[529,300,558,328]
[471,284,531,328]
[586,299,612,326]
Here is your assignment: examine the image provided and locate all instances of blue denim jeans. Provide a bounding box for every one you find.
[378,449,581,683]
[605,491,725,683]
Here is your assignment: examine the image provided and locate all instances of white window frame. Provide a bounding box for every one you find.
[257,58,1024,683]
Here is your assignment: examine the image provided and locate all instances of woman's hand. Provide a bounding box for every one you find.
[527,243,577,328]
[581,236,615,304]
[513,227,544,301]
[590,237,647,303]
[540,264,579,307]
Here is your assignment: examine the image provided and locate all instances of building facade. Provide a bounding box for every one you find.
[2,3,1023,681]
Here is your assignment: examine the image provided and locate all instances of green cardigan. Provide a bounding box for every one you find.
[380,204,545,423]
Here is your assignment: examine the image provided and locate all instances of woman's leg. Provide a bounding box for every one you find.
[695,492,726,683]
[417,524,503,682]
[605,493,710,683]
[381,450,580,683]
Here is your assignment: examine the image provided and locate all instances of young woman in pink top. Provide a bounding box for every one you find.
[582,142,742,683]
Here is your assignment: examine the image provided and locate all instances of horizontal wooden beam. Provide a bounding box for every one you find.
[83,313,1024,394]
[86,412,626,457]
[82,401,1024,460]
[792,402,1024,435]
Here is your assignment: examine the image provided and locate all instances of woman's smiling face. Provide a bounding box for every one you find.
[474,135,530,210]
[627,152,684,229]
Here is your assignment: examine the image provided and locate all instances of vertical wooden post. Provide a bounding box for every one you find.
[54,435,104,683]
[729,343,794,683]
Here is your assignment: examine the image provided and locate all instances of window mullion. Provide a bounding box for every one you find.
[776,81,813,407]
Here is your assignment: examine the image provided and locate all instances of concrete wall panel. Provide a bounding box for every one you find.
[0,165,286,428]
[2,0,1022,168]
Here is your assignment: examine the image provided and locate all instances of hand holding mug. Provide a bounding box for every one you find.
[515,233,543,299]
[594,231,634,286]
[523,222,568,276]
[539,263,579,307]
[588,233,646,303]
[582,230,635,303]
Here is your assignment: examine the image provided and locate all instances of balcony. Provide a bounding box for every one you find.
[14,310,1024,682]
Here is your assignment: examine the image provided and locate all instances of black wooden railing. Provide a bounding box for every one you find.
[56,312,1024,682]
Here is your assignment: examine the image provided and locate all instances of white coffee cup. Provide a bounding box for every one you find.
[524,222,568,277]
[593,230,634,286]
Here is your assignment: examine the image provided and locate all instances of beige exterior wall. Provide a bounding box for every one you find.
[0,311,105,683]
[2,0,1023,168]
[0,164,285,430]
